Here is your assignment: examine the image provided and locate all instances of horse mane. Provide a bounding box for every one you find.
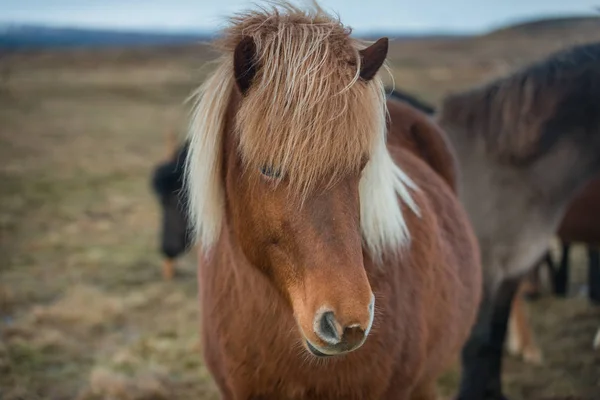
[184,1,419,259]
[438,42,600,164]
[387,88,435,115]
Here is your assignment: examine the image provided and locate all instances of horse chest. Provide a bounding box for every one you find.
[199,259,411,398]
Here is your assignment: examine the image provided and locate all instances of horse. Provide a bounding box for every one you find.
[183,3,481,398]
[150,88,437,279]
[436,41,600,400]
[150,134,192,279]
[507,174,600,364]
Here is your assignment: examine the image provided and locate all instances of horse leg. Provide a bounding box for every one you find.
[553,242,571,296]
[162,258,175,280]
[588,246,600,304]
[456,277,521,400]
[542,251,556,279]
[506,282,542,364]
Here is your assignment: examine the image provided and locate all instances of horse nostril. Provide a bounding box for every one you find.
[341,325,366,350]
[312,306,373,352]
[318,311,341,344]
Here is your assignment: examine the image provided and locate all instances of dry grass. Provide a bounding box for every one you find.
[1,23,600,399]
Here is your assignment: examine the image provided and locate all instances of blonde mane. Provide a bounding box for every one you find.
[185,1,419,259]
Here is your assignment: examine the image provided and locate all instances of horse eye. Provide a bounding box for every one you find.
[260,165,282,179]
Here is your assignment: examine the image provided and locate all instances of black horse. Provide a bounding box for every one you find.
[150,140,192,277]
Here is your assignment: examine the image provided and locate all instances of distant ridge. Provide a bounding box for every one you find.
[485,15,600,37]
[0,25,214,50]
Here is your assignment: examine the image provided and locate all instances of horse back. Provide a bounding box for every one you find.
[386,98,459,193]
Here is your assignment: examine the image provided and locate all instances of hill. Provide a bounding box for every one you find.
[485,15,600,38]
[0,24,213,50]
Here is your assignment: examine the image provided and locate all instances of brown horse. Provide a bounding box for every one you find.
[183,3,481,399]
[507,174,600,363]
[437,41,600,399]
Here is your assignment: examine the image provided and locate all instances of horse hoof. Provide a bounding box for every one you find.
[522,346,543,365]
[505,327,522,358]
[506,340,543,365]
[523,292,541,301]
[453,395,510,400]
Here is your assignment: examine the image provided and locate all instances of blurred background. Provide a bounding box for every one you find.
[1,1,599,399]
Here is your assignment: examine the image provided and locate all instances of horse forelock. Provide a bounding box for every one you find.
[185,1,419,259]
[221,3,383,196]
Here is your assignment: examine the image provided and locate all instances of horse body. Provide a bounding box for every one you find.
[437,42,600,399]
[185,3,481,399]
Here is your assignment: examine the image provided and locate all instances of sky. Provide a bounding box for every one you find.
[1,0,598,34]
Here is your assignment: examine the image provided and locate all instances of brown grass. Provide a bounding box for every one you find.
[1,23,600,399]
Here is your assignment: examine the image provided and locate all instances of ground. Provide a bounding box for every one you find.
[1,21,600,400]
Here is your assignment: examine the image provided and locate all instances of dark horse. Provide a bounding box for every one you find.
[150,87,436,278]
[150,139,191,279]
[437,42,600,400]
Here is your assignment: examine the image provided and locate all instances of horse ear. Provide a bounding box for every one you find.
[234,36,258,95]
[359,37,388,81]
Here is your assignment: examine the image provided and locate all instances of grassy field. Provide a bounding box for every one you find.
[1,19,600,400]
